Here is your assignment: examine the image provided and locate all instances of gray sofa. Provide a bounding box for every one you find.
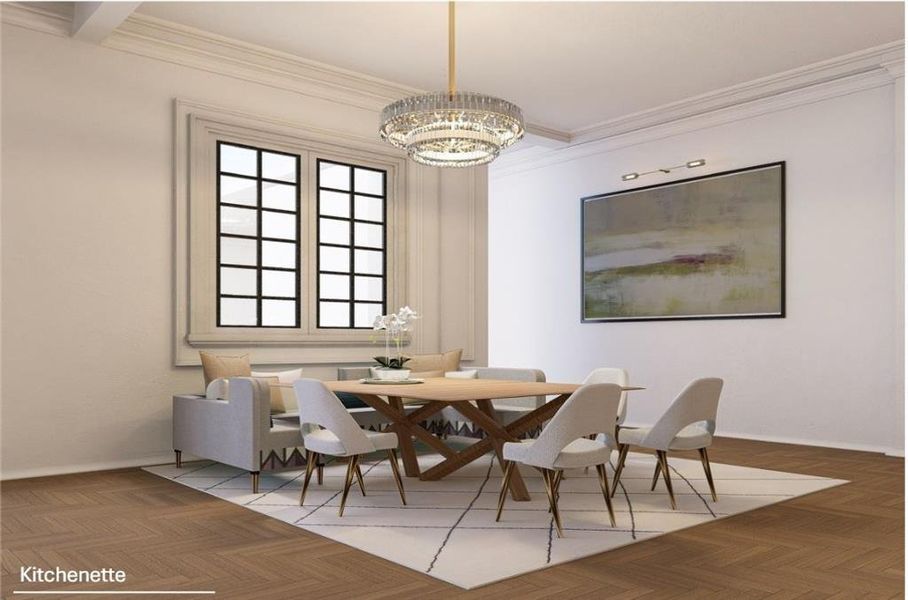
[172,377,303,492]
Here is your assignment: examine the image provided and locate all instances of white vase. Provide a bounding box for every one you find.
[373,367,411,381]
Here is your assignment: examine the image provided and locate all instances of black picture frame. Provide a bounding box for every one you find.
[581,161,786,323]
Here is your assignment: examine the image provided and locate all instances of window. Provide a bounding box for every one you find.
[316,159,387,329]
[216,142,301,327]
[176,105,410,363]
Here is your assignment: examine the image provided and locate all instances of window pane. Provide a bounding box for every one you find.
[320,274,349,300]
[262,240,296,268]
[262,269,296,298]
[319,190,349,218]
[319,218,349,245]
[354,276,382,301]
[220,175,256,206]
[220,206,257,237]
[262,211,296,240]
[354,195,383,222]
[354,168,383,195]
[220,297,257,326]
[354,303,383,328]
[262,182,296,211]
[262,299,296,326]
[220,267,257,296]
[220,144,257,176]
[320,246,350,273]
[220,237,257,266]
[262,152,296,183]
[320,301,350,327]
[354,222,383,249]
[320,161,350,190]
[354,249,383,274]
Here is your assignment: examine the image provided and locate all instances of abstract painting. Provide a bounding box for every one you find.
[582,162,785,322]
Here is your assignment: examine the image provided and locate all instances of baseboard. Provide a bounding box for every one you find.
[717,430,903,457]
[620,422,904,457]
[0,452,180,481]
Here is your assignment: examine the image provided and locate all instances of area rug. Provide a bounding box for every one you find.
[144,451,846,589]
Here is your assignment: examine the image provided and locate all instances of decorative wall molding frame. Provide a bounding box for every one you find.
[172,99,484,367]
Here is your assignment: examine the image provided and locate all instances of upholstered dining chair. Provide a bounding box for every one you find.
[583,368,630,428]
[293,379,406,516]
[497,383,624,537]
[610,378,724,509]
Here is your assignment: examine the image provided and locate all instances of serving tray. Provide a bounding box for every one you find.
[359,378,425,385]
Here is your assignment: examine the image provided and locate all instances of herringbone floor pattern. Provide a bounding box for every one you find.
[2,437,903,599]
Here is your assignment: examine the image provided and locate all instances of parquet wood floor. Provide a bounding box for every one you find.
[1,437,903,599]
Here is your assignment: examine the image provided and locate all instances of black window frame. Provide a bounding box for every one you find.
[216,141,302,328]
[315,158,388,329]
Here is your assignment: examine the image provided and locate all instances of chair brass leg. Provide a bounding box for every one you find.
[610,444,630,497]
[338,455,358,517]
[317,460,324,485]
[387,449,407,505]
[174,450,182,468]
[699,447,718,501]
[354,459,367,497]
[250,471,260,494]
[596,464,616,527]
[299,451,318,506]
[650,460,663,491]
[656,451,676,510]
[496,461,515,522]
[543,470,564,538]
[547,469,564,513]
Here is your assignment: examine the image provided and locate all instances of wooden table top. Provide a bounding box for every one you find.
[275,377,644,403]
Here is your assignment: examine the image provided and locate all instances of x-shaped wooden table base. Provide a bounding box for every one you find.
[353,393,571,501]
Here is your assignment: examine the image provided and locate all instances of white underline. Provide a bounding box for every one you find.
[12,592,215,596]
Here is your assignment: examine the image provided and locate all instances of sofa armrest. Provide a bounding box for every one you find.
[172,381,265,471]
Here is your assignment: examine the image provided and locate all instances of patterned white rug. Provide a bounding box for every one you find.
[145,451,846,589]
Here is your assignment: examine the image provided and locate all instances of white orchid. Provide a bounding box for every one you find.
[372,306,419,369]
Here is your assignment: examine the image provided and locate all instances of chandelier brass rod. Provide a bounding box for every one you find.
[448,1,456,96]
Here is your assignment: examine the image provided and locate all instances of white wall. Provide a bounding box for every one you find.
[489,84,904,455]
[0,23,487,478]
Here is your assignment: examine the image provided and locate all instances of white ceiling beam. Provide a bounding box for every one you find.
[71,2,141,43]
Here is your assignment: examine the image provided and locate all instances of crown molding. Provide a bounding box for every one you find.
[0,2,69,37]
[568,40,904,145]
[103,13,425,113]
[3,3,902,153]
[491,62,901,179]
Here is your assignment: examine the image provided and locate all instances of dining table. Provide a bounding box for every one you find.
[306,377,645,502]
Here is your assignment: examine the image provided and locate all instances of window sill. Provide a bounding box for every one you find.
[186,331,410,347]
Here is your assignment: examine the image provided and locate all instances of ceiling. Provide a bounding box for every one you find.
[44,2,908,132]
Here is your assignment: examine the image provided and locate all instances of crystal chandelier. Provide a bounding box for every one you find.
[379,2,525,168]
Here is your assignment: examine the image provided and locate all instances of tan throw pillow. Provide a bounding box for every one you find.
[406,349,462,373]
[200,351,251,386]
[252,368,303,414]
[250,376,281,412]
[409,370,445,380]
